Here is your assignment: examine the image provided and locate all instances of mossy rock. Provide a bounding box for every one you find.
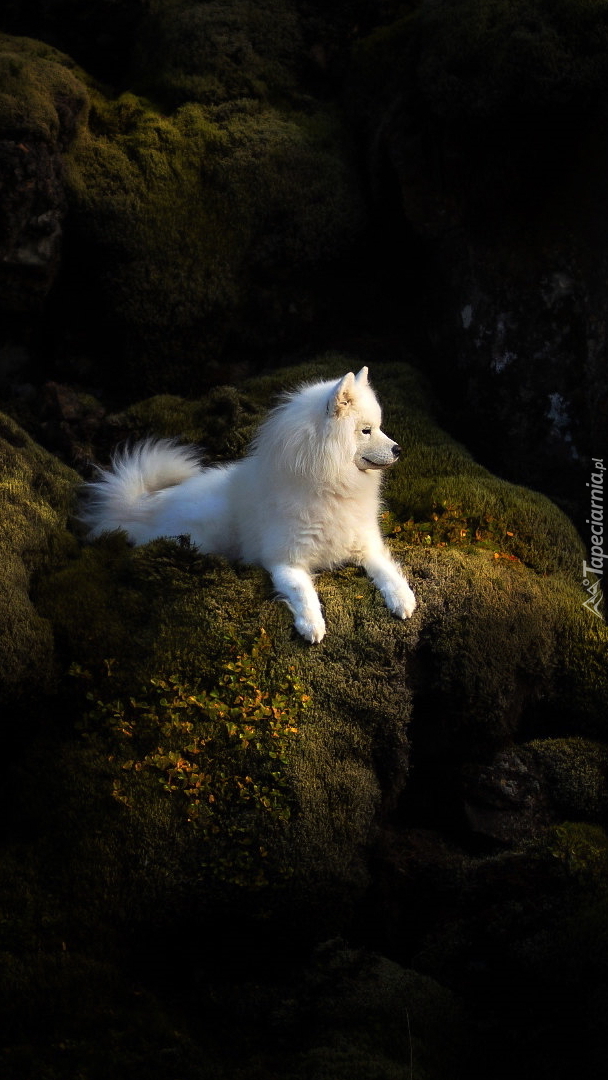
[0,410,78,702]
[528,738,608,819]
[109,383,263,461]
[0,27,363,393]
[409,822,608,1079]
[57,60,363,393]
[133,0,304,108]
[0,33,89,146]
[0,837,464,1080]
[258,939,464,1080]
[36,535,414,930]
[0,844,225,1079]
[29,356,607,937]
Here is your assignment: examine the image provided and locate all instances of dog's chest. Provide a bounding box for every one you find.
[290,490,375,566]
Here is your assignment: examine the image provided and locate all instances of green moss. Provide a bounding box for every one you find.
[35,533,152,672]
[62,89,362,393]
[351,8,419,111]
[134,0,304,108]
[0,26,362,393]
[529,737,608,817]
[0,846,221,1077]
[426,0,608,116]
[64,91,238,372]
[547,822,608,878]
[0,33,89,143]
[71,629,307,889]
[373,366,583,577]
[0,411,79,700]
[107,385,262,461]
[37,531,409,922]
[0,835,464,1080]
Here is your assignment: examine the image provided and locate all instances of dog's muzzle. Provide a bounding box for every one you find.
[362,443,402,469]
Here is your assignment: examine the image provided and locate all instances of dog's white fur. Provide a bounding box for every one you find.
[82,367,416,642]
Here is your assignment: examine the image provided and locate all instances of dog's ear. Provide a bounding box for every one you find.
[355,366,369,386]
[329,372,356,417]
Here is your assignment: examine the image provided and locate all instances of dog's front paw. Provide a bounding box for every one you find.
[385,583,417,620]
[294,612,326,643]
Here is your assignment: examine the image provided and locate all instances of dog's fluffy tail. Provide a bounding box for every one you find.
[81,438,201,538]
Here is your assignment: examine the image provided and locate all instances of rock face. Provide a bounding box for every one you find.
[0,37,88,312]
[348,0,608,500]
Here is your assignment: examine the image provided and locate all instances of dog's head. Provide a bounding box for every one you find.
[328,367,402,472]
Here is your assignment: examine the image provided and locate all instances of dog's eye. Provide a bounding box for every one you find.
[361,427,372,436]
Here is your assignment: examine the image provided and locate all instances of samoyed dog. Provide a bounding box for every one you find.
[82,367,416,642]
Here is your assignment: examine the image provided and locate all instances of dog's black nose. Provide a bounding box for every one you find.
[392,444,402,458]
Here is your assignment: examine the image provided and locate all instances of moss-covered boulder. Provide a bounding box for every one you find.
[0,11,366,395]
[61,84,362,393]
[25,358,606,941]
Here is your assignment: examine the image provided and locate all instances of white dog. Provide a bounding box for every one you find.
[82,367,416,642]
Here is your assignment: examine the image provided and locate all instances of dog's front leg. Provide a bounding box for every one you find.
[269,565,326,643]
[362,544,416,620]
